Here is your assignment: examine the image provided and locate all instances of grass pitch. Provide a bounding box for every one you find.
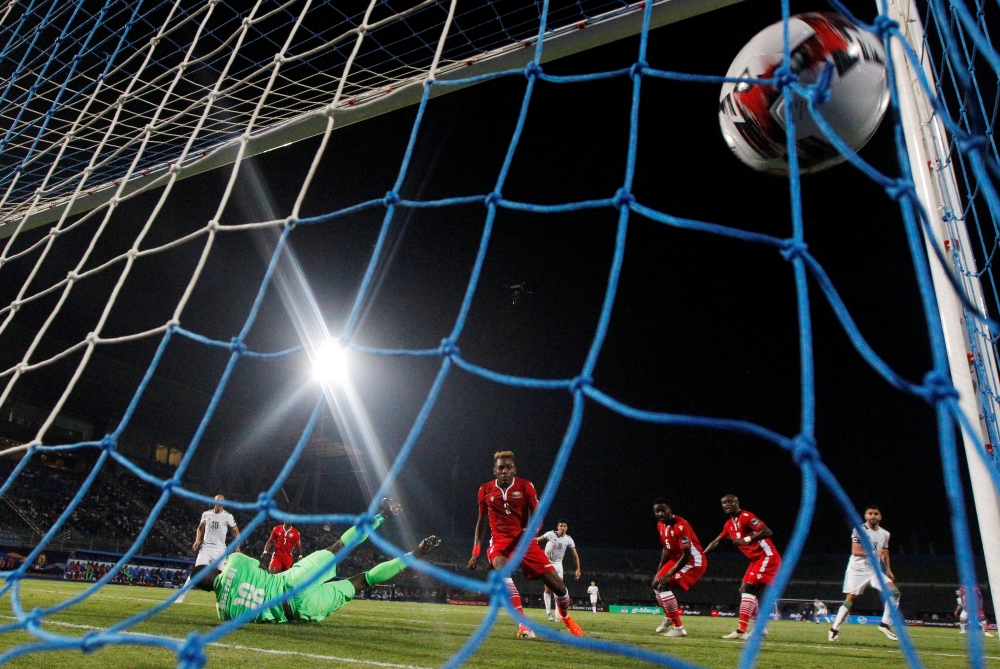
[0,580,995,668]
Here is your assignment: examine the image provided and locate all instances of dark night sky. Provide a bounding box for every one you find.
[0,0,983,558]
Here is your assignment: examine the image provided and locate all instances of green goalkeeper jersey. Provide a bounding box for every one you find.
[214,553,287,623]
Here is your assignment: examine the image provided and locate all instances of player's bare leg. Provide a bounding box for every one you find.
[491,555,536,639]
[347,536,440,593]
[539,570,583,637]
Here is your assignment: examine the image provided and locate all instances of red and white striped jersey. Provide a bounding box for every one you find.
[658,515,705,567]
[477,477,539,541]
[719,509,779,561]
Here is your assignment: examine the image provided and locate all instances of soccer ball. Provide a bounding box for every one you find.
[718,12,889,175]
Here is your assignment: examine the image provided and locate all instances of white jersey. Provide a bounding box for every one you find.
[847,524,890,573]
[200,510,236,548]
[587,585,599,599]
[542,531,575,563]
[814,601,828,615]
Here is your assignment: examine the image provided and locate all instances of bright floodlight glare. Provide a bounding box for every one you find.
[313,341,347,383]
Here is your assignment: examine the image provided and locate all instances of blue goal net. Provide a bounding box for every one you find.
[0,0,997,668]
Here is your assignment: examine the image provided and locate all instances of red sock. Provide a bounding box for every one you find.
[658,591,682,627]
[556,591,571,618]
[504,578,524,618]
[738,594,756,633]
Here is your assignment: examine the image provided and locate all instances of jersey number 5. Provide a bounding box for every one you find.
[233,582,265,609]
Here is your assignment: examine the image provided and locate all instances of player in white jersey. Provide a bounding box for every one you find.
[956,587,994,636]
[828,505,899,642]
[587,582,600,614]
[174,494,240,603]
[813,599,830,624]
[536,520,581,621]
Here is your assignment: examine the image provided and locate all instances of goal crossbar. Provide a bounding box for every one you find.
[0,0,744,241]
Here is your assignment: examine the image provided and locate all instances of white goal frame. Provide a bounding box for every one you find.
[881,0,1000,623]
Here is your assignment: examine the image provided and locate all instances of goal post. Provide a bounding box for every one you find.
[880,0,1000,623]
[0,0,746,242]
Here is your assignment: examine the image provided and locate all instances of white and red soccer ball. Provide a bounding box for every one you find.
[718,12,890,175]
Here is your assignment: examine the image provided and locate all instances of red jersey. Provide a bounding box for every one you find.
[477,477,539,540]
[720,509,779,560]
[268,525,301,558]
[658,515,705,568]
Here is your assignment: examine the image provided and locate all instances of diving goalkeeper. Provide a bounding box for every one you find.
[192,499,439,622]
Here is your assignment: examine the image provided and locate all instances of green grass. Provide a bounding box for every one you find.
[0,580,995,668]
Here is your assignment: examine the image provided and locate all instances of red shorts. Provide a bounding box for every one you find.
[743,554,780,586]
[269,552,293,571]
[656,559,707,591]
[487,535,556,580]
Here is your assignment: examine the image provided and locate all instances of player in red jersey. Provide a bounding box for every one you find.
[652,499,707,638]
[262,522,302,574]
[468,451,583,639]
[704,494,781,640]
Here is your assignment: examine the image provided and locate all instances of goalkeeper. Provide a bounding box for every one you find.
[192,499,439,622]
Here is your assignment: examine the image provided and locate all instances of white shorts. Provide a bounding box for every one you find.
[960,611,969,622]
[590,596,598,603]
[842,567,888,595]
[550,560,564,578]
[195,544,226,567]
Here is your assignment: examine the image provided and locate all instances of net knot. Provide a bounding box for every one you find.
[885,179,913,201]
[487,570,507,595]
[23,607,41,629]
[920,370,958,404]
[162,479,178,492]
[613,188,635,209]
[257,492,277,511]
[809,61,835,105]
[791,434,820,466]
[229,338,247,355]
[99,435,116,452]
[569,375,592,394]
[81,631,105,654]
[772,67,797,89]
[383,190,400,206]
[780,239,808,261]
[439,338,460,358]
[179,633,207,669]
[956,131,988,154]
[524,61,543,79]
[484,191,502,207]
[871,15,899,40]
[630,61,648,79]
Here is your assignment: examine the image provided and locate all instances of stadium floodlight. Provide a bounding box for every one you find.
[312,341,348,384]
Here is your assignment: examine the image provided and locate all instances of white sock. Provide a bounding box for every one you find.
[881,592,899,626]
[175,575,190,603]
[832,605,849,630]
[544,591,552,615]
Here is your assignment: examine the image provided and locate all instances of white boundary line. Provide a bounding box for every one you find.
[0,614,434,668]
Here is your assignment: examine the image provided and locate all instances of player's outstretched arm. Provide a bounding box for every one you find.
[703,533,727,554]
[571,547,582,579]
[192,521,205,551]
[468,513,488,570]
[262,538,274,559]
